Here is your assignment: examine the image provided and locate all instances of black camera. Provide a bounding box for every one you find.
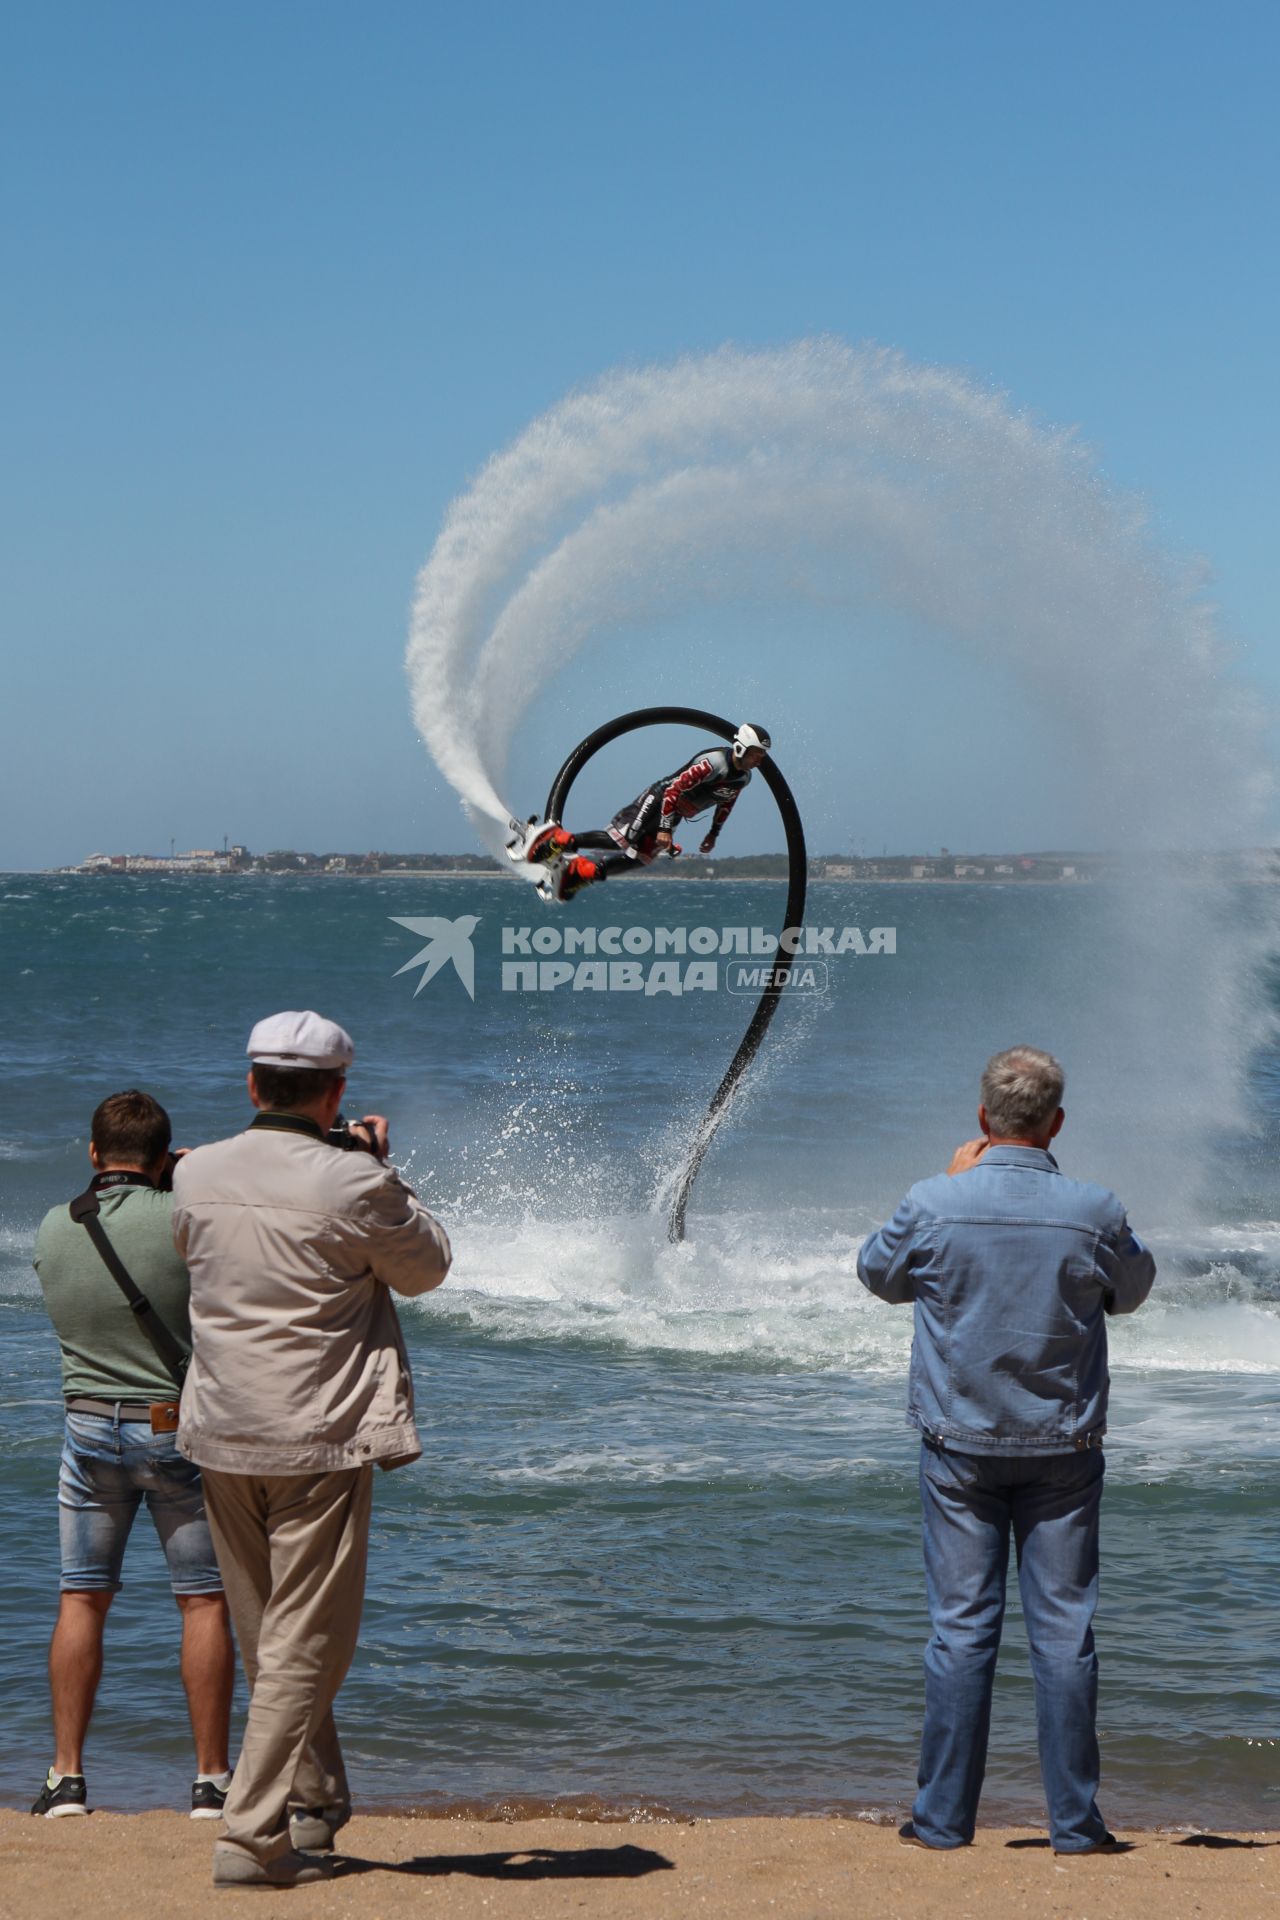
[327,1114,380,1155]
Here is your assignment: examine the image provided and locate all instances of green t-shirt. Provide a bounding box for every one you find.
[33,1182,192,1400]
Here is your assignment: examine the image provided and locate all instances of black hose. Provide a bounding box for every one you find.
[544,706,807,1242]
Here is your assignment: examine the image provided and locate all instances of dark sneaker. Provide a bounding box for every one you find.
[1054,1831,1122,1856]
[31,1770,88,1818]
[899,1820,966,1850]
[212,1843,335,1888]
[288,1804,349,1852]
[191,1773,232,1820]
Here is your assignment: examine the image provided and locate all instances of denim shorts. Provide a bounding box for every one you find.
[58,1410,224,1596]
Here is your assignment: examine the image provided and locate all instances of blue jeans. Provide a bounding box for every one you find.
[58,1410,223,1595]
[913,1440,1108,1851]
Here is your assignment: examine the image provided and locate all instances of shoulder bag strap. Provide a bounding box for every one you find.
[68,1189,188,1387]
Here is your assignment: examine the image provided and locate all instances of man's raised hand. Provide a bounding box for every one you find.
[947,1138,990,1176]
[350,1115,390,1160]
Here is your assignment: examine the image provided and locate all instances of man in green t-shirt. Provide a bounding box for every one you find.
[31,1090,235,1820]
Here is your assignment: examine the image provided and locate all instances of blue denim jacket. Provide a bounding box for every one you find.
[857,1146,1155,1453]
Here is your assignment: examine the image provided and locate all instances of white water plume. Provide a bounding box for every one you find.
[407,338,1268,857]
[407,1207,1280,1377]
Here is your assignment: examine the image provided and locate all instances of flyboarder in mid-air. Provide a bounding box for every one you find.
[510,723,772,901]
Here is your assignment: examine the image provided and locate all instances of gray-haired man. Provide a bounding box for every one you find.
[858,1046,1155,1853]
[174,1011,451,1889]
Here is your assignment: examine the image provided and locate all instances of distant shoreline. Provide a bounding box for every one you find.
[21,866,1280,888]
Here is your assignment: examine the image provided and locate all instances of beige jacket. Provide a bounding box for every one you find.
[173,1118,451,1474]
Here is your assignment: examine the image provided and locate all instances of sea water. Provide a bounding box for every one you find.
[1,872,1277,1826]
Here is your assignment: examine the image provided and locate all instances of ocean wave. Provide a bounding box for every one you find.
[490,1448,889,1486]
[1109,1297,1280,1374]
[0,1138,61,1162]
[414,1209,1280,1375]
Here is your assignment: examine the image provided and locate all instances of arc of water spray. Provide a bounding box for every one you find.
[408,340,1265,864]
[406,338,1272,1222]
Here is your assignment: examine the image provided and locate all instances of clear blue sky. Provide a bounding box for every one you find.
[3,0,1277,866]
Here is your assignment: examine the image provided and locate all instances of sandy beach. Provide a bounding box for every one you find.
[1,1812,1276,1920]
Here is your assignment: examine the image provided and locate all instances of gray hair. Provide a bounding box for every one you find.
[980,1046,1064,1138]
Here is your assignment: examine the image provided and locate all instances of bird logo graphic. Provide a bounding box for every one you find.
[389,915,481,999]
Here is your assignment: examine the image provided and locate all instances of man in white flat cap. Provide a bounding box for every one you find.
[173,1011,451,1889]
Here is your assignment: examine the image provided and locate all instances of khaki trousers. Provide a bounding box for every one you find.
[200,1465,373,1861]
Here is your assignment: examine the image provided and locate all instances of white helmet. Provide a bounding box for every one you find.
[732,722,772,763]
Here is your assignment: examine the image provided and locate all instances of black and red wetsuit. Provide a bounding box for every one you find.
[574,748,752,876]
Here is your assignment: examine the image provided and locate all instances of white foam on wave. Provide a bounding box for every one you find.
[415,1208,1280,1376]
[1110,1296,1280,1375]
[419,1207,906,1370]
[1195,1222,1280,1258]
[491,1448,887,1487]
[0,1222,42,1300]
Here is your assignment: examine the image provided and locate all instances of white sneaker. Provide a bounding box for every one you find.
[212,1844,334,1888]
[288,1804,349,1852]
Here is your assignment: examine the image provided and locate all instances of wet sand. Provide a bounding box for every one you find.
[1,1812,1276,1919]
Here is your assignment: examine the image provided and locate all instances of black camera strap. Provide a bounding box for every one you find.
[68,1188,189,1388]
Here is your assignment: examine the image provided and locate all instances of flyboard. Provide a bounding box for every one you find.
[504,816,574,902]
[497,707,808,1243]
[506,815,677,901]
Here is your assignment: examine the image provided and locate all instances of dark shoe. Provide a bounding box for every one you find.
[191,1773,232,1819]
[899,1821,966,1850]
[1054,1831,1121,1856]
[31,1770,88,1818]
[288,1804,349,1852]
[212,1843,335,1888]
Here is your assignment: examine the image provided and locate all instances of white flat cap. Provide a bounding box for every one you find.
[246,1010,354,1071]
